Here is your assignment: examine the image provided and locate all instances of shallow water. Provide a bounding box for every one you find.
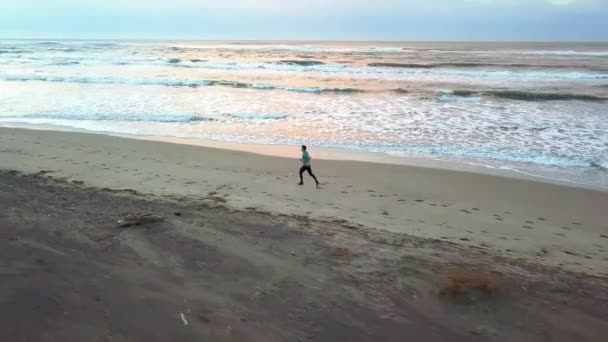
[0,39,606,188]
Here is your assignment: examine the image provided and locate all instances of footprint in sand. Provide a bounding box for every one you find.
[537,217,546,221]
[415,199,424,202]
[522,226,534,229]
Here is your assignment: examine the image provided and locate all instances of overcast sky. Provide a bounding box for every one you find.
[1,0,607,41]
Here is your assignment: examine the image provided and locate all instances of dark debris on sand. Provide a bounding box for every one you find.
[118,213,165,227]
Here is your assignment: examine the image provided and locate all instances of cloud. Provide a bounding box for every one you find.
[1,0,606,17]
[0,0,606,40]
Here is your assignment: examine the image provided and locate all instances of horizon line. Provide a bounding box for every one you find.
[2,37,608,44]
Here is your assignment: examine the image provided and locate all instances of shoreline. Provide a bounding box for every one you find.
[1,125,607,277]
[1,122,605,191]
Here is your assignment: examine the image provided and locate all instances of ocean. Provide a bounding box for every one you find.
[0,40,606,188]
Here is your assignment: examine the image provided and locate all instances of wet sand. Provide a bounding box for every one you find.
[1,171,607,341]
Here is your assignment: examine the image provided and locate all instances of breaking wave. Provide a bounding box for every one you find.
[1,74,365,94]
[1,112,292,123]
[485,90,605,102]
[275,60,325,66]
[4,74,605,101]
[369,62,608,71]
[2,113,215,123]
[228,113,290,120]
[439,89,605,102]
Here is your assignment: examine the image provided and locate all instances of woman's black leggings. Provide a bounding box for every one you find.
[299,165,319,184]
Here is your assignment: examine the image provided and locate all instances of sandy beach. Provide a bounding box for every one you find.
[1,127,607,275]
[2,0,607,338]
[1,126,608,341]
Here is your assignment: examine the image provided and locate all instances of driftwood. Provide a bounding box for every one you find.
[118,213,164,227]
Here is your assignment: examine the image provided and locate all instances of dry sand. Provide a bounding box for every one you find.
[1,127,606,276]
[2,171,607,341]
